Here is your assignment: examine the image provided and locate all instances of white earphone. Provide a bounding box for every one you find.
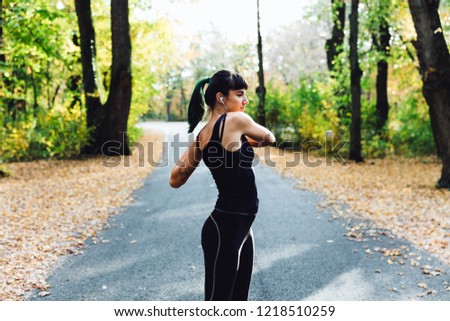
[219,97,228,111]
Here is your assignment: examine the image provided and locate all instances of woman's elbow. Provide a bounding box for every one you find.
[169,178,179,188]
[169,168,181,188]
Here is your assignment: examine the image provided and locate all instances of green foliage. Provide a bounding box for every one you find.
[1,0,87,162]
[1,0,177,162]
[2,0,81,109]
[389,93,435,156]
[1,0,445,163]
[259,79,339,149]
[256,64,434,159]
[128,17,179,126]
[0,116,32,162]
[361,99,392,158]
[327,51,352,140]
[0,165,12,178]
[0,105,90,162]
[126,125,143,145]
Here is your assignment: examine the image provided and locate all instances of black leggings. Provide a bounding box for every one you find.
[201,210,256,301]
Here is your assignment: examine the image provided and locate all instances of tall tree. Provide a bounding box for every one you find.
[75,0,103,146]
[75,0,132,155]
[179,75,187,118]
[164,86,175,122]
[325,0,346,73]
[1,0,5,105]
[349,0,363,162]
[372,0,391,138]
[0,0,4,64]
[408,0,450,188]
[1,2,24,117]
[325,0,349,129]
[256,0,266,126]
[100,0,132,155]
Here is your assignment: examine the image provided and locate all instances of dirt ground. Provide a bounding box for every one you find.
[0,131,164,300]
[255,147,450,267]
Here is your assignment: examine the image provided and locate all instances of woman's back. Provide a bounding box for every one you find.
[199,113,258,215]
[198,112,246,152]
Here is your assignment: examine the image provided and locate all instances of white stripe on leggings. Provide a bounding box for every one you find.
[209,215,221,301]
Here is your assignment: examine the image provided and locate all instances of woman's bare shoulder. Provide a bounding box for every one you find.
[226,111,253,124]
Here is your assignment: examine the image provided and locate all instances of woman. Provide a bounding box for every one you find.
[169,70,275,301]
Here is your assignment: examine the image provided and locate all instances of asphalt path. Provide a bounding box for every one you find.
[30,121,450,301]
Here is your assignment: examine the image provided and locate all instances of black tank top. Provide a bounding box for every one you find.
[198,113,258,215]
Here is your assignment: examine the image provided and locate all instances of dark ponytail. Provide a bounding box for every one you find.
[187,78,210,133]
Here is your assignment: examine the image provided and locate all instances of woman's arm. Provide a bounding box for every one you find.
[169,139,201,188]
[237,113,276,147]
[245,135,274,147]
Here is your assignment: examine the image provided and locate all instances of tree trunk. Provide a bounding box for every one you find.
[67,34,82,110]
[75,0,132,155]
[0,0,4,64]
[408,0,450,189]
[101,0,132,155]
[375,57,389,134]
[325,0,346,73]
[51,84,61,108]
[256,0,266,126]
[165,89,174,122]
[75,0,103,152]
[349,0,363,162]
[30,68,38,113]
[180,77,187,119]
[325,0,349,127]
[374,1,391,137]
[1,3,25,118]
[1,0,5,112]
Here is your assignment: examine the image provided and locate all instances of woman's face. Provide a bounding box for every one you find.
[224,89,249,112]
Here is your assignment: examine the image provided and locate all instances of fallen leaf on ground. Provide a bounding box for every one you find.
[0,131,164,300]
[257,150,450,267]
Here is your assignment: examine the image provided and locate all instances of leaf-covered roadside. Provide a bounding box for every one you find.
[257,149,450,265]
[0,131,164,301]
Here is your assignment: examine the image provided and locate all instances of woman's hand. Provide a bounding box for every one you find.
[245,135,275,147]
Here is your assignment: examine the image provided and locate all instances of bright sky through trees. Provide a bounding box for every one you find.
[149,0,314,42]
